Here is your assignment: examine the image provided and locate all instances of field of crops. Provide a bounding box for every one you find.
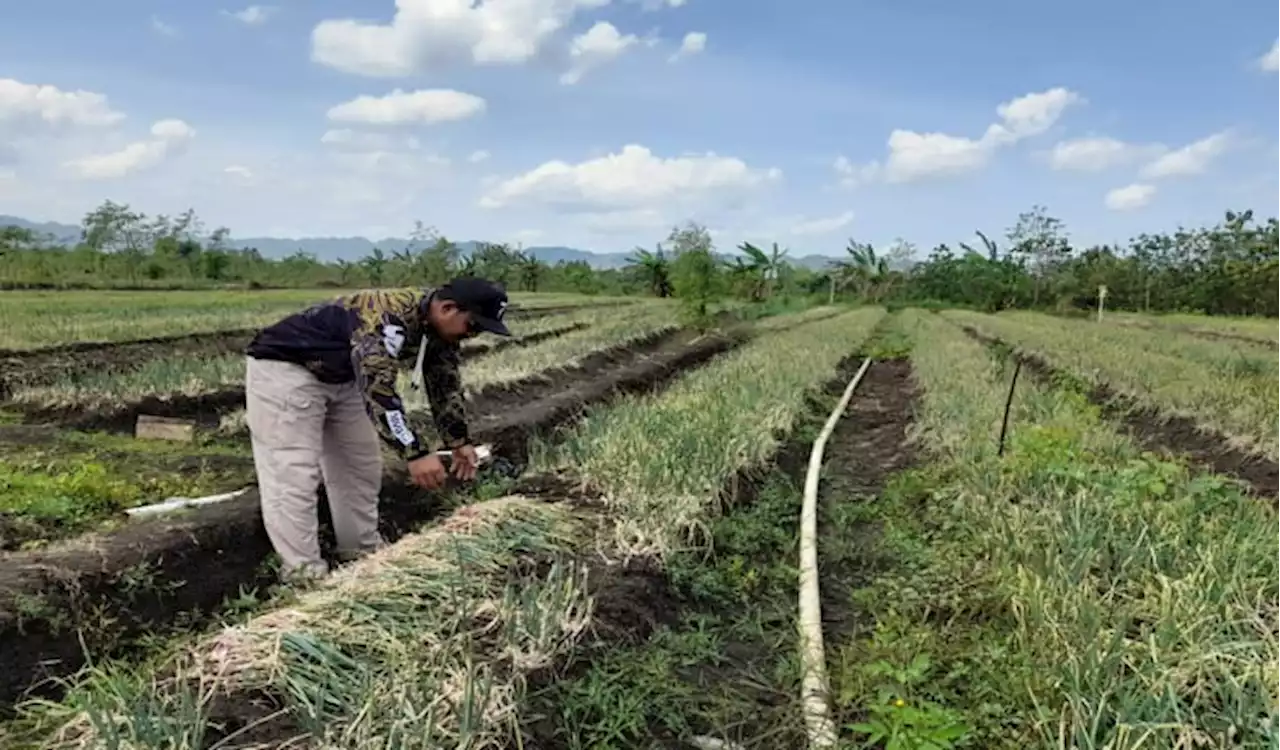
[0,293,1274,750]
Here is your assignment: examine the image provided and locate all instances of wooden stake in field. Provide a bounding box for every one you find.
[135,414,196,442]
[1097,284,1108,323]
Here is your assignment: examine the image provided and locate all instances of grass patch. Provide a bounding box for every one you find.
[527,467,813,749]
[0,428,254,548]
[537,308,886,558]
[523,341,899,749]
[0,290,614,350]
[829,309,1279,748]
[944,309,1279,461]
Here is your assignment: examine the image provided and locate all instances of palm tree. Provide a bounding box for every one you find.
[517,251,544,292]
[766,242,790,297]
[456,254,479,276]
[959,230,1000,261]
[626,246,672,297]
[833,239,888,301]
[722,254,763,300]
[362,247,387,287]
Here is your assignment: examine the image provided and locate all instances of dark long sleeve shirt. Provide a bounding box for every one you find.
[245,288,468,459]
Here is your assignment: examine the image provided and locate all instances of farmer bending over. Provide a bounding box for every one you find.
[243,278,511,580]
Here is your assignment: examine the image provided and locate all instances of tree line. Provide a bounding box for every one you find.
[1,199,1275,318]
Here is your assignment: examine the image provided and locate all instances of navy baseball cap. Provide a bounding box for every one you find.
[438,277,511,336]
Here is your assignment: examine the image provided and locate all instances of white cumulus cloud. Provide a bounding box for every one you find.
[327,89,486,125]
[981,87,1083,145]
[1048,136,1141,172]
[468,149,491,163]
[311,0,610,77]
[832,155,881,188]
[0,78,125,129]
[1105,183,1155,211]
[64,118,195,179]
[1140,131,1232,179]
[150,118,194,141]
[841,87,1084,184]
[479,143,780,214]
[668,31,706,62]
[1259,38,1279,72]
[884,130,990,182]
[560,22,639,85]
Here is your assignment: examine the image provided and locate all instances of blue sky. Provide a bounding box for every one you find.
[0,0,1276,258]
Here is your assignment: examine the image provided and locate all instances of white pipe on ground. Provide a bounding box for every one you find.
[799,356,873,749]
[124,445,495,518]
[124,488,251,518]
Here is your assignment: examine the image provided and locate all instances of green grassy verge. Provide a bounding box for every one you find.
[0,428,254,549]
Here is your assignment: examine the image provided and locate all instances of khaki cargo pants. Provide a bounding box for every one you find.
[245,357,385,580]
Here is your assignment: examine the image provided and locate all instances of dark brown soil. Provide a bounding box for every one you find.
[32,388,251,433]
[815,359,921,654]
[959,325,1279,499]
[0,329,257,398]
[0,325,746,714]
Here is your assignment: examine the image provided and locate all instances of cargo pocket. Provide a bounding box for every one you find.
[246,359,324,446]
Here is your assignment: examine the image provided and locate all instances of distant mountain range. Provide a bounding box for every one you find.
[0,214,848,271]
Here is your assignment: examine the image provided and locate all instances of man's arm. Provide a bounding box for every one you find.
[420,341,470,450]
[350,312,431,459]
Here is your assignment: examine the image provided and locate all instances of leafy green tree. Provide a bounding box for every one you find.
[666,222,722,327]
[1006,204,1071,305]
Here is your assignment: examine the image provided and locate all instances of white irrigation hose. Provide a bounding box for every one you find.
[799,356,872,749]
[124,488,251,518]
[124,446,494,518]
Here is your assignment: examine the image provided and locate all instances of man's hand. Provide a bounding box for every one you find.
[451,445,480,481]
[408,454,448,490]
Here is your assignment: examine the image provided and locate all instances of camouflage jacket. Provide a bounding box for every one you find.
[245,288,467,460]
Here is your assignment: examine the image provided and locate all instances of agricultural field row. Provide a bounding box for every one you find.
[0,301,677,550]
[0,288,620,350]
[0,299,852,714]
[1,302,1274,748]
[1108,310,1278,345]
[947,309,1280,462]
[7,302,656,413]
[3,306,887,749]
[827,310,1276,747]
